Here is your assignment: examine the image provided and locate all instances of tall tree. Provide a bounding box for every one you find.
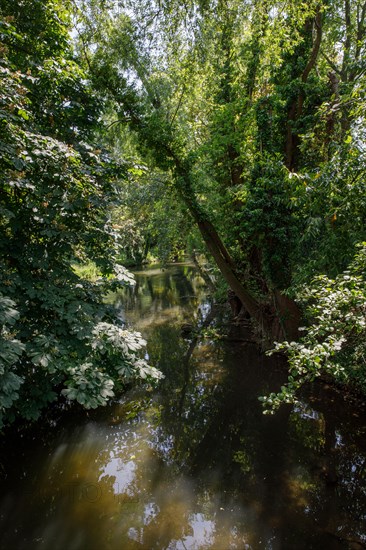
[73,0,365,379]
[0,0,162,427]
[82,0,324,338]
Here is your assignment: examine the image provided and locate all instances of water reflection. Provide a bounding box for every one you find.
[0,263,366,549]
[110,263,205,335]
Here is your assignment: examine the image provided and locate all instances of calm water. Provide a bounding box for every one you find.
[0,263,366,549]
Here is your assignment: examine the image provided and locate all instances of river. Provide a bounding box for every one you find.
[0,263,366,549]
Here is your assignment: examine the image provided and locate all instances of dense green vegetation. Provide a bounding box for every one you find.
[0,0,162,428]
[0,0,365,424]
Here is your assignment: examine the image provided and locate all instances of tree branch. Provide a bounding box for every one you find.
[105,118,131,129]
[321,50,342,75]
[341,0,352,81]
[354,1,366,62]
[301,6,323,83]
[169,86,186,129]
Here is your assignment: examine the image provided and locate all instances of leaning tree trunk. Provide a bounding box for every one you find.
[113,74,300,344]
[172,155,300,344]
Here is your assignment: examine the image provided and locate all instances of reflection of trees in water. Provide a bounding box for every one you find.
[297,390,366,547]
[146,318,366,548]
[0,431,133,550]
[144,316,287,546]
[111,265,366,548]
[125,267,199,309]
[2,265,366,550]
[2,264,366,549]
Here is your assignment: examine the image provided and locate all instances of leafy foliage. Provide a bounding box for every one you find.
[261,243,366,412]
[78,0,366,405]
[0,2,162,428]
[2,0,365,423]
[113,163,196,265]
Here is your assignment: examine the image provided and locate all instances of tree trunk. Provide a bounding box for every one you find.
[285,6,323,170]
[118,63,301,344]
[172,155,300,344]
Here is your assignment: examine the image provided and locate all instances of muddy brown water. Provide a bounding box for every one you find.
[0,263,366,549]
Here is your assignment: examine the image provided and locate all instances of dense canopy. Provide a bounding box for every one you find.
[0,0,365,424]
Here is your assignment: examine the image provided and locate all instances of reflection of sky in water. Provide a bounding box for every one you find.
[1,264,366,550]
[335,431,343,448]
[169,514,216,550]
[293,401,321,421]
[144,502,160,525]
[198,302,212,320]
[99,457,136,495]
[186,514,215,549]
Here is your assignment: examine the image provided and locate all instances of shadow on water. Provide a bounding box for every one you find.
[0,263,366,549]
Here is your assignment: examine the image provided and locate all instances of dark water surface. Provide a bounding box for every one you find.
[1,264,366,549]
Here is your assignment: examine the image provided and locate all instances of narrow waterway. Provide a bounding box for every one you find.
[0,263,366,549]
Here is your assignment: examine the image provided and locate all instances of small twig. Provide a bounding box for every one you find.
[105,118,131,129]
[169,86,186,129]
[320,50,342,76]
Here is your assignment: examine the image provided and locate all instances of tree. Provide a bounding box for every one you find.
[0,1,162,428]
[73,0,366,404]
[262,243,366,412]
[72,1,300,344]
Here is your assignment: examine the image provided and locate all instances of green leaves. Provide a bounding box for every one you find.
[91,322,146,355]
[60,323,163,409]
[0,294,19,326]
[62,363,115,409]
[261,243,366,412]
[0,295,25,428]
[0,2,162,427]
